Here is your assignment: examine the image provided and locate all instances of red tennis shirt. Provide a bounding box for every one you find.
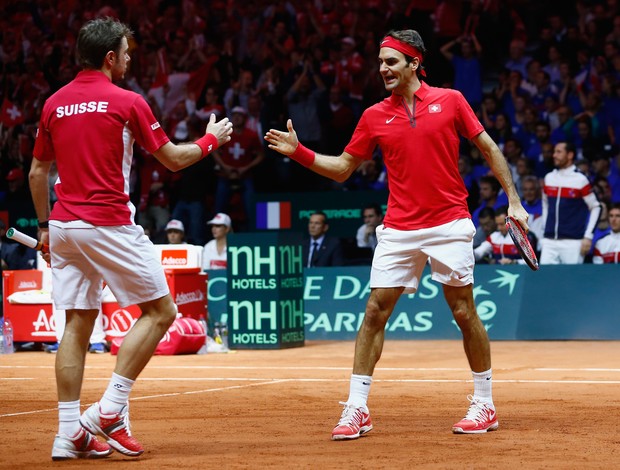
[345,81,484,230]
[33,70,169,225]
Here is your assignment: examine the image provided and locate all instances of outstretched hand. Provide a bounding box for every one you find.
[206,113,233,148]
[264,119,299,156]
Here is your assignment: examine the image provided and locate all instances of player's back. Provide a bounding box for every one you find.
[39,70,142,225]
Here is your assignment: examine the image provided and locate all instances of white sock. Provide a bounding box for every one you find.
[58,400,81,437]
[347,374,372,408]
[472,369,493,404]
[99,373,134,414]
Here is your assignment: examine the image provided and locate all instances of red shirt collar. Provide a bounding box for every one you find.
[388,81,430,105]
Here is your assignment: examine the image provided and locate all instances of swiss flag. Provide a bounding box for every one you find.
[0,98,25,127]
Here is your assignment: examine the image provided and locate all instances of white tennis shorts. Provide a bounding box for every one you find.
[370,218,477,293]
[49,222,169,309]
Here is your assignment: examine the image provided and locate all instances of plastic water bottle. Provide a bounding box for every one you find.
[214,322,222,344]
[2,319,14,354]
[197,315,208,355]
[220,323,229,349]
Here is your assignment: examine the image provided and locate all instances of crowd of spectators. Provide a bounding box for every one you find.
[1,0,619,258]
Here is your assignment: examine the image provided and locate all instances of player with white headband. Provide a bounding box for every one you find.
[265,29,528,439]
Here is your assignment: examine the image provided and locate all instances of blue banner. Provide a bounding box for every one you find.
[206,264,620,341]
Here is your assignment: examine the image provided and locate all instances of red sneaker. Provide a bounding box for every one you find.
[331,402,373,440]
[452,395,499,434]
[80,403,144,456]
[51,427,113,460]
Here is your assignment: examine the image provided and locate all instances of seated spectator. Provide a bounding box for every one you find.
[471,175,508,227]
[474,206,526,265]
[473,207,496,251]
[550,105,575,144]
[202,213,232,271]
[593,203,620,263]
[165,219,186,245]
[356,203,383,251]
[303,211,344,267]
[345,157,388,191]
[520,175,543,220]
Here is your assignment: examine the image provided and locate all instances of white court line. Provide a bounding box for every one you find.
[3,376,619,419]
[3,365,620,372]
[0,379,287,418]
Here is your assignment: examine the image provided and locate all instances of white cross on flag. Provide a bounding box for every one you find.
[0,99,25,127]
[428,104,442,114]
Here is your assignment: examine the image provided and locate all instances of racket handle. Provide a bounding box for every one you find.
[6,227,49,253]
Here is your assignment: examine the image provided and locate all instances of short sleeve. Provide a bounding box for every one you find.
[127,96,170,154]
[33,105,55,162]
[455,91,484,140]
[344,112,375,160]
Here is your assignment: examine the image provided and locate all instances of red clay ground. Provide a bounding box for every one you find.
[1,340,619,469]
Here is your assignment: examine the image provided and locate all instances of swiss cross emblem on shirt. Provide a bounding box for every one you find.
[428,104,442,113]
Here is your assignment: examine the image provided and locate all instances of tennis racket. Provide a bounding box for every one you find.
[505,216,539,271]
[6,227,49,253]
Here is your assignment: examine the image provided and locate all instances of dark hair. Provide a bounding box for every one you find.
[384,29,427,71]
[311,211,328,224]
[495,205,509,217]
[479,207,496,220]
[479,175,501,194]
[363,203,383,216]
[557,141,577,156]
[77,17,133,69]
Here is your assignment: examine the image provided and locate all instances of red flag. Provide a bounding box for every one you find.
[187,55,218,100]
[0,99,25,127]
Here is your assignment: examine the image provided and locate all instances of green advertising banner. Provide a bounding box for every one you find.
[253,190,389,237]
[226,232,305,349]
[208,264,620,341]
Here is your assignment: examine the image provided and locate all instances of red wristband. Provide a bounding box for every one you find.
[290,142,315,168]
[195,134,218,158]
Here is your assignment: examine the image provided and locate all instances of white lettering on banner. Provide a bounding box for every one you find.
[229,300,277,330]
[18,281,38,289]
[304,311,434,333]
[106,309,137,337]
[232,332,278,344]
[229,246,276,276]
[32,309,56,336]
[161,256,188,265]
[56,101,108,118]
[175,289,205,306]
[304,276,323,300]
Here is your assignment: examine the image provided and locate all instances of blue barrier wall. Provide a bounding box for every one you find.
[205,264,620,340]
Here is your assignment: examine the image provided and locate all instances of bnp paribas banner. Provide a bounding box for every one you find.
[208,264,620,341]
[208,265,525,341]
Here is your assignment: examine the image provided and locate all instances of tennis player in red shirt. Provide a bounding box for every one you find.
[29,18,231,460]
[265,29,529,439]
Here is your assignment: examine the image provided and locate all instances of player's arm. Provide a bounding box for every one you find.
[29,158,52,226]
[28,157,53,261]
[264,119,363,182]
[472,130,529,230]
[154,114,232,172]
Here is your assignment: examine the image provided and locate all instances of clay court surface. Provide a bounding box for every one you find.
[1,340,619,469]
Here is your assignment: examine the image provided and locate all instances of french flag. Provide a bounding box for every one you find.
[256,201,292,229]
